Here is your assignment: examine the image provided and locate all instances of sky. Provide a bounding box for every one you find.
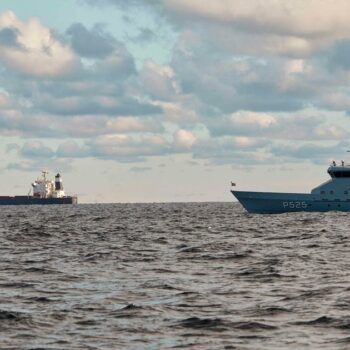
[1,1,350,203]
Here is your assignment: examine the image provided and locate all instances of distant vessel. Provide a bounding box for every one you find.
[232,160,350,214]
[0,171,77,205]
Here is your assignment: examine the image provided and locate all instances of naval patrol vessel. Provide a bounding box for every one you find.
[232,161,350,214]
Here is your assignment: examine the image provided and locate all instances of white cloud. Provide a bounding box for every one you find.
[164,0,345,35]
[208,111,349,141]
[230,111,278,129]
[140,60,179,101]
[321,92,350,110]
[164,0,350,56]
[106,117,162,133]
[87,133,170,159]
[233,136,263,148]
[0,11,78,77]
[2,4,350,172]
[56,140,87,158]
[284,59,304,75]
[173,129,196,149]
[314,125,347,140]
[191,135,271,165]
[154,101,198,123]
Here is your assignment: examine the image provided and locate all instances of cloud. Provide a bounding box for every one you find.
[132,27,157,43]
[0,92,15,109]
[3,4,350,171]
[0,11,79,77]
[80,0,160,8]
[66,23,118,58]
[85,133,170,161]
[56,140,87,158]
[140,61,178,101]
[6,161,41,172]
[328,40,350,70]
[10,131,271,166]
[60,116,162,137]
[191,136,271,165]
[8,139,85,160]
[156,101,198,124]
[92,53,136,80]
[20,141,55,158]
[270,141,350,163]
[171,47,308,113]
[74,1,350,122]
[173,129,196,149]
[9,135,171,163]
[0,27,21,48]
[36,94,161,117]
[106,117,162,133]
[322,92,350,111]
[0,111,163,138]
[6,143,20,153]
[228,111,278,131]
[5,158,73,173]
[163,0,350,57]
[84,0,350,56]
[208,111,349,141]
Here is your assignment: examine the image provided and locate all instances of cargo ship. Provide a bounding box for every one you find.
[0,171,77,205]
[231,160,350,214]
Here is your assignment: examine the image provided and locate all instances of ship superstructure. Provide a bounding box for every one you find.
[32,171,66,198]
[232,161,350,214]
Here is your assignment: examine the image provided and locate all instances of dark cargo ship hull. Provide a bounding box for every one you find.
[0,196,77,205]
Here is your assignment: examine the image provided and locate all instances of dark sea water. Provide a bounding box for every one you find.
[1,202,350,349]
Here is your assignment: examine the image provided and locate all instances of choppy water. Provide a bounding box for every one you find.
[1,203,350,349]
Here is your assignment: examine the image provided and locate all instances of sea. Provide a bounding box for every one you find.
[1,202,350,349]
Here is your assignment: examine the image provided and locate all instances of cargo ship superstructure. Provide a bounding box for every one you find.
[0,171,77,205]
[231,161,350,214]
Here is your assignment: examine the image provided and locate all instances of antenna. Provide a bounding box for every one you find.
[42,170,48,181]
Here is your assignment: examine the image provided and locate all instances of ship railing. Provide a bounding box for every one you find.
[330,163,350,167]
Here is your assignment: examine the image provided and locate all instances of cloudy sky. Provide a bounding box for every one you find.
[1,0,350,202]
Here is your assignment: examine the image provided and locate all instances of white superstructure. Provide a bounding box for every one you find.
[32,171,66,198]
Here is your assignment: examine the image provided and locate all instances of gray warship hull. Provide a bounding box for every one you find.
[232,190,350,214]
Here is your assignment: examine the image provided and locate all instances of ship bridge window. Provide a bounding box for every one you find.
[321,190,325,194]
[329,171,350,178]
[330,190,334,195]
